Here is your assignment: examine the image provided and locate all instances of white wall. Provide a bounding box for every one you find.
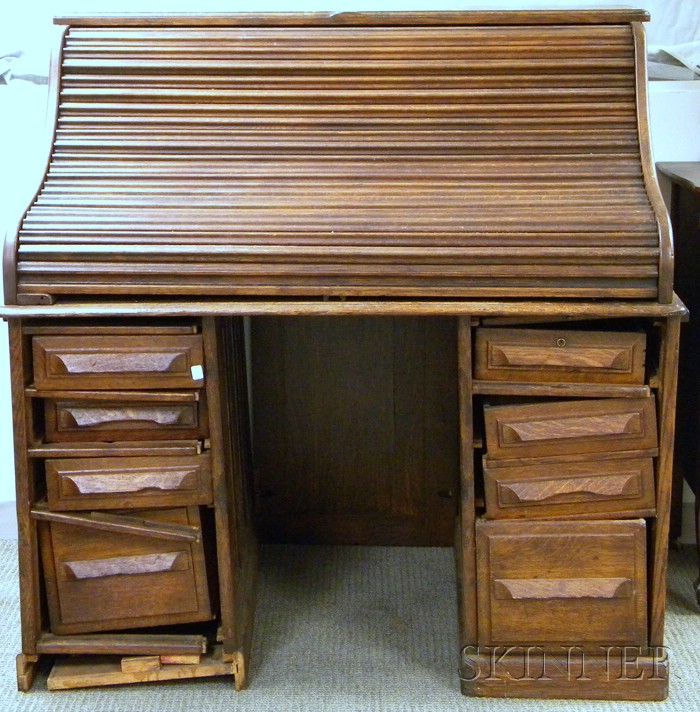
[1,1,699,528]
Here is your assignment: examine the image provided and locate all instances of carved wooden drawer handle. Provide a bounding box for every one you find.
[63,551,189,580]
[502,412,641,444]
[498,473,640,505]
[59,405,196,429]
[490,344,632,370]
[52,351,185,375]
[63,467,200,495]
[493,577,632,600]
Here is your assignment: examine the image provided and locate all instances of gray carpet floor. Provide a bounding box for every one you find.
[0,540,699,711]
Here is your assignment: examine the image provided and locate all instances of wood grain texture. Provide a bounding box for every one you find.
[475,518,648,648]
[203,317,257,679]
[649,316,681,647]
[0,10,682,700]
[483,456,655,520]
[32,334,204,390]
[457,317,478,647]
[37,632,207,656]
[15,654,39,692]
[251,316,459,545]
[3,14,668,302]
[0,296,688,321]
[31,503,202,542]
[483,397,657,461]
[120,655,162,673]
[461,648,668,700]
[46,644,234,690]
[45,454,212,510]
[38,506,212,634]
[475,328,646,384]
[44,396,206,442]
[632,22,674,303]
[8,322,43,668]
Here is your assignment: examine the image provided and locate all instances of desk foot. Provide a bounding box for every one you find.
[17,653,39,692]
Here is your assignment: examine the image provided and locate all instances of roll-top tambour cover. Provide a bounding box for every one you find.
[3,11,671,304]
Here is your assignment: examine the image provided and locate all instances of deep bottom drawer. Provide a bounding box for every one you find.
[476,518,647,648]
[39,506,213,634]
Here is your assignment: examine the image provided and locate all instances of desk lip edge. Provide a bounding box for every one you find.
[0,296,688,320]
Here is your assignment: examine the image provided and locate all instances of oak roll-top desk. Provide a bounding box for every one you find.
[0,10,685,700]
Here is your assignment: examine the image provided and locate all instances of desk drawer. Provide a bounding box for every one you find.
[474,328,646,384]
[32,335,204,390]
[483,456,655,519]
[476,519,647,648]
[46,455,213,510]
[39,506,213,635]
[45,397,207,442]
[483,397,657,461]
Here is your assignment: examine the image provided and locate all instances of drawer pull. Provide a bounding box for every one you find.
[63,467,200,495]
[64,551,189,580]
[53,351,184,375]
[493,577,632,600]
[490,344,631,370]
[502,412,641,444]
[498,473,641,505]
[60,405,196,429]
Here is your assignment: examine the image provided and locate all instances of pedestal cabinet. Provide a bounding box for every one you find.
[0,8,683,702]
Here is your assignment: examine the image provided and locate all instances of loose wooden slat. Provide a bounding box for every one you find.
[37,633,207,656]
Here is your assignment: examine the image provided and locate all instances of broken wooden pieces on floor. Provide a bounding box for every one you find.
[47,646,231,691]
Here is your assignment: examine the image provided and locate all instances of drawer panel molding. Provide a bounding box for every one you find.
[484,397,657,461]
[46,455,213,510]
[45,398,206,442]
[33,335,205,390]
[475,328,646,384]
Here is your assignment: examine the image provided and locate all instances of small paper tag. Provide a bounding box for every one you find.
[191,365,204,381]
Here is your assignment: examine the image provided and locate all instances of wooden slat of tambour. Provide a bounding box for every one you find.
[11,18,663,301]
[26,187,650,201]
[62,25,636,40]
[17,287,659,301]
[57,101,637,115]
[18,246,659,262]
[41,164,647,179]
[18,230,656,243]
[61,45,635,57]
[52,130,640,143]
[59,77,636,91]
[33,189,649,203]
[60,27,634,45]
[60,87,636,99]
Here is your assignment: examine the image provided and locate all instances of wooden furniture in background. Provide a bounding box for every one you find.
[0,10,683,701]
[657,161,700,602]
